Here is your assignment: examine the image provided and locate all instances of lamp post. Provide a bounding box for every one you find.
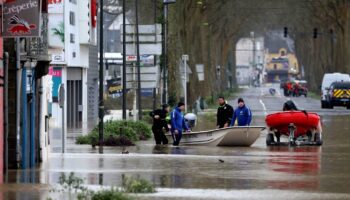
[99,0,104,146]
[182,54,188,113]
[122,0,127,120]
[162,0,176,104]
[135,0,142,120]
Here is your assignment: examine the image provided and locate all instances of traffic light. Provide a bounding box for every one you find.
[313,28,318,39]
[284,27,288,37]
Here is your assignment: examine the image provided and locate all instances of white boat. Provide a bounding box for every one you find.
[165,126,265,146]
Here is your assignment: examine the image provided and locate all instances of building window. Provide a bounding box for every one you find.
[281,51,285,56]
[69,0,77,4]
[70,33,75,43]
[274,64,277,70]
[69,12,75,25]
[72,52,76,58]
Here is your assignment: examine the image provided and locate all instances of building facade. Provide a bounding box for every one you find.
[235,36,265,86]
[47,0,97,153]
[265,48,299,82]
[264,32,299,83]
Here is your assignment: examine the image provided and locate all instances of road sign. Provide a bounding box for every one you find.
[121,24,162,55]
[182,54,189,61]
[3,0,41,38]
[141,88,154,97]
[123,65,159,89]
[164,0,176,4]
[196,64,204,81]
[126,55,154,66]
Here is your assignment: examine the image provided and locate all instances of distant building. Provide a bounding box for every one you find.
[235,36,265,86]
[264,33,299,82]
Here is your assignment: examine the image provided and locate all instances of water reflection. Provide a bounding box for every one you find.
[267,146,321,190]
[152,145,170,154]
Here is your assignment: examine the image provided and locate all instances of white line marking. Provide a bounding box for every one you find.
[276,88,282,97]
[260,88,264,96]
[259,99,267,115]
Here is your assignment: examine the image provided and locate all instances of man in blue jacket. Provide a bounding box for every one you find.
[170,102,190,146]
[230,98,252,126]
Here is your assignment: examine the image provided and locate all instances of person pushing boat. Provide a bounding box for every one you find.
[149,104,170,145]
[170,102,191,146]
[230,98,252,127]
[217,96,234,128]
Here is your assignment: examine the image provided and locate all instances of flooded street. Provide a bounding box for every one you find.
[2,86,350,199]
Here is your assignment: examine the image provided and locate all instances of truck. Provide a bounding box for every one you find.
[321,73,350,109]
[322,81,350,109]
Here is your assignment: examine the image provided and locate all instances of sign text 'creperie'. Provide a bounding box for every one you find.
[3,0,41,38]
[3,0,38,15]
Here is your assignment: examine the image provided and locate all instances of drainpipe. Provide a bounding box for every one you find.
[30,69,36,167]
[21,68,28,169]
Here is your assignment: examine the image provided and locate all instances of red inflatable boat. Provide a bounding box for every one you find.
[265,111,323,146]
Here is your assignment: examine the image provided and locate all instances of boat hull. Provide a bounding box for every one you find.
[165,126,265,146]
[265,111,321,137]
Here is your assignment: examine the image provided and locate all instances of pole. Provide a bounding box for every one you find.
[184,59,187,113]
[30,70,36,166]
[122,0,127,120]
[4,52,9,176]
[99,0,104,145]
[135,0,142,120]
[153,0,157,110]
[251,32,256,86]
[16,38,21,169]
[330,30,334,66]
[162,4,168,104]
[21,68,27,169]
[154,0,157,23]
[59,84,65,153]
[62,97,65,153]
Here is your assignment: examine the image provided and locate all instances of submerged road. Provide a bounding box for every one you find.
[229,84,350,117]
[3,85,350,200]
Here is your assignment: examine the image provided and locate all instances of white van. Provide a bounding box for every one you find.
[321,73,350,108]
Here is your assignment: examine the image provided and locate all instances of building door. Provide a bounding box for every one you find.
[67,68,83,134]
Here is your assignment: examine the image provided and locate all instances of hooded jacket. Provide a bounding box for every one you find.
[230,105,252,126]
[170,107,189,133]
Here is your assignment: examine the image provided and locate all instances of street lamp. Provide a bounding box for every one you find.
[162,0,176,104]
[99,0,104,147]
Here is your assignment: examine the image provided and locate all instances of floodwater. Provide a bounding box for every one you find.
[0,90,350,200]
[1,114,350,199]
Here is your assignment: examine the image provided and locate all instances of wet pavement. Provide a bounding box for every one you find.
[2,85,350,199]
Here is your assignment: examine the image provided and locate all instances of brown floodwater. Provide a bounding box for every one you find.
[1,115,350,199]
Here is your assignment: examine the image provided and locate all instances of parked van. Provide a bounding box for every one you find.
[321,73,350,108]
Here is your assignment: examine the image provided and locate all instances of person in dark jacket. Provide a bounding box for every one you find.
[230,98,252,126]
[217,96,234,128]
[149,104,170,145]
[170,102,190,146]
[283,100,298,111]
